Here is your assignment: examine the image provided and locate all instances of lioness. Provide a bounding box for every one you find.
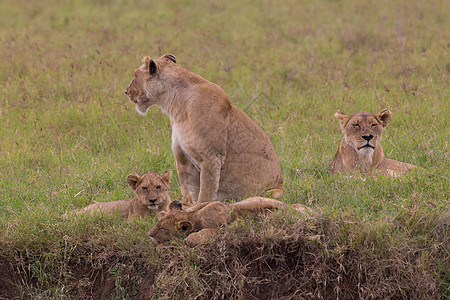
[149,194,312,246]
[67,170,171,219]
[330,109,417,176]
[125,55,284,202]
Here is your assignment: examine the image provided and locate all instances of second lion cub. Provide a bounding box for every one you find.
[67,170,171,219]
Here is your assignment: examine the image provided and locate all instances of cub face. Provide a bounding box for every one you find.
[148,202,193,244]
[335,109,392,155]
[124,54,177,116]
[126,170,171,211]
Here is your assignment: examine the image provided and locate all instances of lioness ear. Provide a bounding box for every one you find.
[169,200,183,211]
[164,54,176,63]
[334,110,350,132]
[127,174,142,190]
[142,56,156,74]
[181,193,195,208]
[375,109,392,127]
[142,56,151,67]
[161,170,172,186]
[176,220,193,233]
[334,110,348,121]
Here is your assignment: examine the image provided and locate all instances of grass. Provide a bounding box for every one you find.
[0,0,448,298]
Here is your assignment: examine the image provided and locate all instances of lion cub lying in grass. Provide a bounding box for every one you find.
[149,194,312,247]
[67,170,171,219]
[330,109,417,177]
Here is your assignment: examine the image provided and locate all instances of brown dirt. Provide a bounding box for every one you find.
[138,267,158,300]
[0,260,21,299]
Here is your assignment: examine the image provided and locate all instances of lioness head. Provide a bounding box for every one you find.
[148,194,194,244]
[124,54,177,116]
[335,109,391,155]
[126,170,172,211]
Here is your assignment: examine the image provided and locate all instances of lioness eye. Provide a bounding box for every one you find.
[353,124,360,128]
[156,185,161,189]
[142,186,148,191]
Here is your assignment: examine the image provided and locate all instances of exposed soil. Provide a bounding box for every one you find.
[0,260,21,299]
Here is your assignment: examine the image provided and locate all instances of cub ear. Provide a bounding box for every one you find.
[176,220,193,233]
[181,193,195,208]
[334,110,350,132]
[164,54,176,63]
[169,200,183,211]
[375,109,392,127]
[127,174,142,190]
[161,169,172,186]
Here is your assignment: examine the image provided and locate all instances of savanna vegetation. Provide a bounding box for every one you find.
[0,0,448,298]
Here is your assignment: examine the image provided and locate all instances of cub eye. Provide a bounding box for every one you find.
[371,123,378,127]
[156,185,161,189]
[142,186,148,191]
[353,124,360,128]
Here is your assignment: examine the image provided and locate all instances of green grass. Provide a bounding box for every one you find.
[0,0,448,298]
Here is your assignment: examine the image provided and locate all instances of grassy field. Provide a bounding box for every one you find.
[0,0,448,298]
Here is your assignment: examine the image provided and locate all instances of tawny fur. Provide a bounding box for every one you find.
[66,170,172,219]
[330,109,416,177]
[125,55,284,203]
[149,195,313,246]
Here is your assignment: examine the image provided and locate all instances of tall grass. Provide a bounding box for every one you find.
[0,0,448,298]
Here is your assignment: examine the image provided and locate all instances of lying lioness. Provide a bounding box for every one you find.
[125,55,284,202]
[67,170,171,219]
[330,109,416,177]
[148,194,312,246]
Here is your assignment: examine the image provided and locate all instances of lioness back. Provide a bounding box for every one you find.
[74,199,131,218]
[216,109,284,200]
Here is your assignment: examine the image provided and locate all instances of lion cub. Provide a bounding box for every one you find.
[67,170,171,219]
[330,109,416,177]
[125,55,284,203]
[149,194,313,246]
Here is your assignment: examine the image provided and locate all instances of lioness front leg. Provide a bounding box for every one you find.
[173,144,200,201]
[198,157,223,202]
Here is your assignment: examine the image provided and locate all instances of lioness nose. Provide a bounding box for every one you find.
[362,135,374,141]
[124,89,128,95]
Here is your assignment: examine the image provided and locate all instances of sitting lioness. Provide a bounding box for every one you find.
[67,170,171,219]
[125,55,284,203]
[330,109,416,177]
[148,194,312,246]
